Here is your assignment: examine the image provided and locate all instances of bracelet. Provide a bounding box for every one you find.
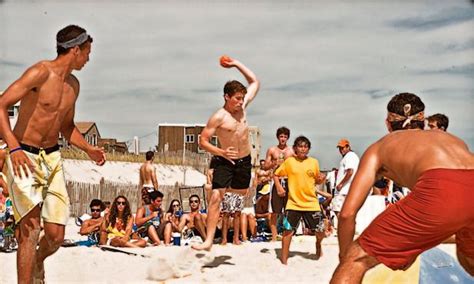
[9,146,22,154]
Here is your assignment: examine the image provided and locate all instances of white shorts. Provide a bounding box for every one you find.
[331,195,346,212]
[242,206,255,215]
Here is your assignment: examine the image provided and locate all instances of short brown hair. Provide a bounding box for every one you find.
[223,80,247,97]
[276,127,290,138]
[145,151,154,161]
[56,25,93,55]
[427,113,449,131]
[387,93,425,130]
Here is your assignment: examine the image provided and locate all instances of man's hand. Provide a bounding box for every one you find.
[1,186,8,197]
[87,147,106,166]
[316,172,326,184]
[10,150,35,178]
[222,146,238,164]
[276,186,286,197]
[220,55,237,68]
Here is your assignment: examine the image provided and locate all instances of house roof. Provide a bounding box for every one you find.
[76,122,96,134]
[158,123,206,127]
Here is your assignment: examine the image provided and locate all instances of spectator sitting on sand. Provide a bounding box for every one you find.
[163,199,182,239]
[135,191,171,245]
[179,195,207,241]
[77,199,105,246]
[100,195,146,248]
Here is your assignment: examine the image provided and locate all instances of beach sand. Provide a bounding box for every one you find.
[0,218,459,283]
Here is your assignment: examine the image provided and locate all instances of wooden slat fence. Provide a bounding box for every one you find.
[67,179,192,217]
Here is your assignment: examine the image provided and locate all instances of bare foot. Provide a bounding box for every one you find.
[315,242,323,260]
[280,257,288,265]
[191,241,212,251]
[33,261,45,284]
[233,239,241,245]
[221,239,228,245]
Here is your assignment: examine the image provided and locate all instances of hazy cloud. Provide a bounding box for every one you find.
[389,7,474,31]
[1,0,472,167]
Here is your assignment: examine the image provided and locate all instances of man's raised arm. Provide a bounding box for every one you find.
[221,57,260,108]
[338,144,380,258]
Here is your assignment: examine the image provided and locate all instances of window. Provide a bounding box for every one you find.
[185,134,194,143]
[198,135,218,153]
[210,136,218,146]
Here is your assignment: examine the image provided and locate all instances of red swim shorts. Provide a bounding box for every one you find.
[358,168,474,270]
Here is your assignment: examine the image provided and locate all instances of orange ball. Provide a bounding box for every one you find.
[219,55,231,67]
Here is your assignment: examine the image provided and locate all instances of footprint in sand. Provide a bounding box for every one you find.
[147,248,216,281]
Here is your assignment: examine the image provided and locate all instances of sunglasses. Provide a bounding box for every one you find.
[117,201,126,206]
[189,200,199,204]
[172,204,180,207]
[91,208,101,212]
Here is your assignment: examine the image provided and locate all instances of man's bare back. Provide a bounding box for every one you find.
[369,130,473,188]
[140,162,158,188]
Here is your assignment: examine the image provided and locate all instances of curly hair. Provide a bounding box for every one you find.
[108,195,131,228]
[387,92,425,130]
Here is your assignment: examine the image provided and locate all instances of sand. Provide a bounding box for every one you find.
[1,217,342,283]
[0,217,461,283]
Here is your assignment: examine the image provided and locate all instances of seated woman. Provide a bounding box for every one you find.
[100,195,146,248]
[163,199,182,242]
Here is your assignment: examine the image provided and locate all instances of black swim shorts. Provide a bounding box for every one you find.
[212,155,252,190]
[285,210,325,233]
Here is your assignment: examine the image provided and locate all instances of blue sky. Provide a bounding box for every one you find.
[0,0,473,168]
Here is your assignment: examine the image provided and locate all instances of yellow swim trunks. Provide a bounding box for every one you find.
[5,146,69,225]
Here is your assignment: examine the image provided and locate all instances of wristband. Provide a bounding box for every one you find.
[9,146,22,154]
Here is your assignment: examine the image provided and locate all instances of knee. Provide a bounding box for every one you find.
[195,214,203,222]
[342,241,378,268]
[44,233,64,248]
[148,226,158,234]
[211,190,221,200]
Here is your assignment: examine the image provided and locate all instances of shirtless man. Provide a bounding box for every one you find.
[264,127,294,241]
[139,151,159,205]
[179,194,207,240]
[0,25,106,283]
[79,199,105,245]
[0,137,6,171]
[192,56,260,251]
[331,93,474,283]
[0,137,7,197]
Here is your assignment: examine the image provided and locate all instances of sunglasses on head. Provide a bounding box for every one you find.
[117,201,126,205]
[189,199,199,204]
[91,208,101,212]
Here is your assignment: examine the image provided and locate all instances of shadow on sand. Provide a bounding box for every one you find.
[274,248,320,260]
[201,255,235,269]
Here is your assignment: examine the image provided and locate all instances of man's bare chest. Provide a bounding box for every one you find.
[35,80,75,113]
[219,115,248,134]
